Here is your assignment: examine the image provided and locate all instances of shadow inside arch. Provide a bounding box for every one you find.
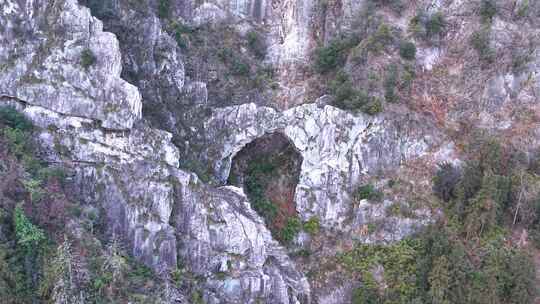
[227,132,303,243]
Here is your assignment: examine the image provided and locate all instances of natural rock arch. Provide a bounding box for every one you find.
[227,132,303,241]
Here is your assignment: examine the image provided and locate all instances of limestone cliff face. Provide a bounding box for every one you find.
[1,1,309,303]
[204,102,453,230]
[0,0,141,130]
[2,0,540,303]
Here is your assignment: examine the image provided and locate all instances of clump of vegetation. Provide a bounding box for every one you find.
[217,47,251,76]
[330,71,383,115]
[303,217,320,234]
[400,64,416,91]
[0,107,176,303]
[13,204,46,252]
[157,0,170,19]
[80,49,96,69]
[313,36,358,73]
[352,282,380,304]
[426,12,446,37]
[246,30,267,59]
[368,0,404,13]
[0,106,33,132]
[516,0,530,19]
[362,98,384,115]
[0,106,38,171]
[433,162,461,202]
[511,48,532,74]
[243,151,302,244]
[354,184,383,202]
[341,239,421,303]
[410,11,446,41]
[399,41,416,60]
[190,290,204,304]
[479,0,497,23]
[383,64,399,103]
[281,217,302,243]
[470,28,494,63]
[171,21,195,49]
[245,160,279,222]
[362,23,394,54]
[347,137,539,303]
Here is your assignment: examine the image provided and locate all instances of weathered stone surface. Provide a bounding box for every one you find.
[351,199,433,244]
[0,0,141,130]
[205,103,455,229]
[173,180,310,303]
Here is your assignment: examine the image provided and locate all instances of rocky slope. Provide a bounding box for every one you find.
[1,0,540,303]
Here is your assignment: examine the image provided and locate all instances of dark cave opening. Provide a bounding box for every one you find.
[228,133,303,243]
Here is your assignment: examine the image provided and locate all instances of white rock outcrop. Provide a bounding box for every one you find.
[205,103,455,229]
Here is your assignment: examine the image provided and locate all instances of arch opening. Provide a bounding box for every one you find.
[227,132,303,244]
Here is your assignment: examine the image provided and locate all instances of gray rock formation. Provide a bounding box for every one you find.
[8,0,539,303]
[0,0,141,130]
[0,1,310,303]
[204,102,455,229]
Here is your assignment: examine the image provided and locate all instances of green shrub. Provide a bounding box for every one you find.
[470,29,494,63]
[410,11,445,40]
[231,60,250,76]
[190,290,204,304]
[433,162,461,202]
[330,71,381,115]
[172,22,194,49]
[281,217,301,243]
[426,12,445,37]
[352,284,380,304]
[13,205,45,253]
[244,158,279,229]
[400,64,416,90]
[363,23,394,53]
[246,30,266,59]
[340,240,420,303]
[3,127,32,159]
[217,47,251,76]
[80,49,96,69]
[516,0,529,18]
[22,178,45,203]
[252,198,278,221]
[38,167,67,184]
[479,0,497,22]
[369,0,404,13]
[0,106,33,131]
[354,184,383,202]
[362,99,383,115]
[157,0,170,19]
[342,226,537,304]
[384,64,399,103]
[399,41,416,60]
[334,89,371,111]
[374,23,393,44]
[313,37,357,73]
[511,51,531,73]
[303,217,320,234]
